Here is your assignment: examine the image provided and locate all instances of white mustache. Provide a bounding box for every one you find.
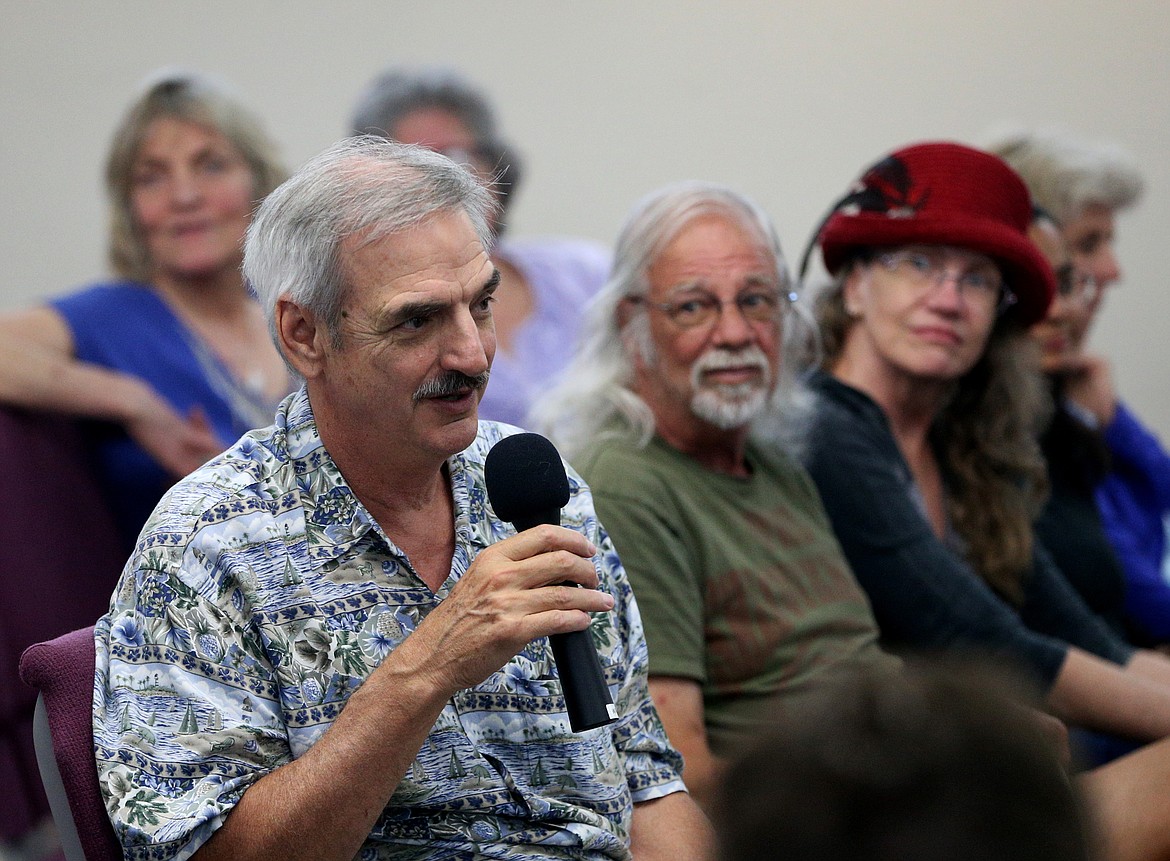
[692,346,771,379]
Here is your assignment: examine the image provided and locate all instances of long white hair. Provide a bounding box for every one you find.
[532,180,816,462]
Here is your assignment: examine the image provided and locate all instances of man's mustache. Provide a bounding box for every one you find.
[693,346,771,378]
[412,370,491,402]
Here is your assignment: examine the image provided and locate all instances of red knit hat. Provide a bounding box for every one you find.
[818,141,1055,326]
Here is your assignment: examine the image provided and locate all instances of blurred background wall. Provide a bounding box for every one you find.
[3,0,1167,434]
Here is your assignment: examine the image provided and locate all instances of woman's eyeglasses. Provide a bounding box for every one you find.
[1054,264,1100,307]
[874,248,1017,315]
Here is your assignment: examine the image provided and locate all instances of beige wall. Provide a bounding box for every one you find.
[3,0,1168,436]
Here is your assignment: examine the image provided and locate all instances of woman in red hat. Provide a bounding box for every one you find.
[800,141,1170,748]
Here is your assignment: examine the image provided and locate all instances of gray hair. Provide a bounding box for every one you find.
[532,180,816,462]
[106,68,285,282]
[349,65,521,233]
[349,65,499,142]
[984,128,1144,224]
[243,136,497,354]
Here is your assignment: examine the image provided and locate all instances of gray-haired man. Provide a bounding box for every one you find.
[93,138,711,861]
[537,182,898,812]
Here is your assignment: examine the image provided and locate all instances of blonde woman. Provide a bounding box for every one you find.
[0,70,290,549]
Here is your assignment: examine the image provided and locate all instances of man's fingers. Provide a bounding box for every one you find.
[509,588,615,641]
[527,608,596,637]
[539,581,614,613]
[496,523,597,561]
[495,549,602,592]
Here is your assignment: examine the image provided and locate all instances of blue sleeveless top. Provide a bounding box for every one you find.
[50,281,285,552]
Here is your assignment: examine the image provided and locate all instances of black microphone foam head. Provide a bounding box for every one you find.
[484,432,570,524]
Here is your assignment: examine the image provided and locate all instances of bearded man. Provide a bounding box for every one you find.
[535,183,898,812]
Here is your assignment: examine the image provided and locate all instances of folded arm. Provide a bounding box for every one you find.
[0,306,223,475]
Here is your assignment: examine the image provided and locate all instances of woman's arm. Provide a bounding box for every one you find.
[1102,401,1170,509]
[0,306,223,475]
[1048,648,1170,742]
[0,306,141,416]
[1079,735,1170,861]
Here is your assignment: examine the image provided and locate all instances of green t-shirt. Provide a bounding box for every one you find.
[576,432,898,756]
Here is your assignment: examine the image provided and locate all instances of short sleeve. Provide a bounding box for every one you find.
[94,548,290,860]
[564,471,686,803]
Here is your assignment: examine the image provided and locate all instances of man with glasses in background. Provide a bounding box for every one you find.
[534,182,900,813]
[350,65,610,430]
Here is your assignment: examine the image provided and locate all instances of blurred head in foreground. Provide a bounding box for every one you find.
[716,663,1091,861]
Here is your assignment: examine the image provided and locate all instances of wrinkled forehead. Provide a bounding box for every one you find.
[651,213,780,284]
[339,209,489,297]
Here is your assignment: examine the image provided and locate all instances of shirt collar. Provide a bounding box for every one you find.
[274,387,499,569]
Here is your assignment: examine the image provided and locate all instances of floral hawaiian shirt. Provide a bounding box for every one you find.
[93,386,684,861]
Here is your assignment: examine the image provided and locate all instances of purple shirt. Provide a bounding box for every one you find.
[481,237,610,428]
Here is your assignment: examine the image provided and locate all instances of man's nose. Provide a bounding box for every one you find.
[710,299,754,346]
[443,309,491,375]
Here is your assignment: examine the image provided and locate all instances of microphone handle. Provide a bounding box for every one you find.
[550,628,618,731]
[512,511,617,732]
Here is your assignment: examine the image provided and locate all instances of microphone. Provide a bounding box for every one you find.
[484,432,618,732]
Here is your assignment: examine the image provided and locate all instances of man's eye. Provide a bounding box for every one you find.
[399,315,430,331]
[739,292,776,309]
[674,299,708,315]
[473,295,496,316]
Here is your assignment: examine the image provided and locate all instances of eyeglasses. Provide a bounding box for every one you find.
[874,248,1017,314]
[626,286,796,329]
[1054,264,1099,307]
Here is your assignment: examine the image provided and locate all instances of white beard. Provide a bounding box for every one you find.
[688,346,772,430]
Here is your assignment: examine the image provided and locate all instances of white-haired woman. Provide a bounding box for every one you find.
[0,70,291,550]
[990,130,1170,645]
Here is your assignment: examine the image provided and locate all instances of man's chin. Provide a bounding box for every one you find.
[428,411,482,459]
[690,388,768,430]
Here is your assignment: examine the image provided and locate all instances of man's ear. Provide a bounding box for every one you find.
[275,297,330,379]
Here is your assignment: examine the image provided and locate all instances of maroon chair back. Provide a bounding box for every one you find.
[0,407,123,845]
[19,626,122,861]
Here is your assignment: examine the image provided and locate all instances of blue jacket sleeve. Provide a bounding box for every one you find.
[1098,402,1170,641]
[1103,402,1170,508]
